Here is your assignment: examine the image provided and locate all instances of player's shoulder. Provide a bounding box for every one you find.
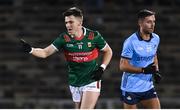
[152,33,160,39]
[58,32,69,37]
[53,32,71,43]
[84,27,100,36]
[55,32,71,41]
[124,32,137,42]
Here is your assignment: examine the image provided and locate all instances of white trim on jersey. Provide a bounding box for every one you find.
[82,26,86,36]
[51,44,59,51]
[100,43,108,51]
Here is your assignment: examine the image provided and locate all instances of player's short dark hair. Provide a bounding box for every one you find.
[138,9,155,19]
[63,7,83,18]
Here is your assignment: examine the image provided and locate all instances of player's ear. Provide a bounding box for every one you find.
[138,19,142,27]
[79,21,82,26]
[80,20,83,26]
[77,21,82,27]
[77,17,83,26]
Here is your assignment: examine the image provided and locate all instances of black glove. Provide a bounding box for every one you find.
[20,39,32,53]
[142,63,157,74]
[153,71,162,84]
[91,66,104,81]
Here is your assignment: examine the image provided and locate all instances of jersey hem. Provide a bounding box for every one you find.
[69,80,96,87]
[121,56,132,60]
[121,86,154,92]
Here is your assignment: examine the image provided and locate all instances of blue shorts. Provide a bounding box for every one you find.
[120,88,158,105]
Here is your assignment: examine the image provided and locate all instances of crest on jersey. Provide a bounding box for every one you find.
[146,44,153,52]
[64,35,71,42]
[127,96,132,100]
[88,32,94,40]
[88,42,92,47]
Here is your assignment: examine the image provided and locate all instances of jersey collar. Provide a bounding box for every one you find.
[74,27,86,40]
[66,27,87,40]
[82,27,86,36]
[136,31,153,42]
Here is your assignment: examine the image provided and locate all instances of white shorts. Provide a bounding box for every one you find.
[69,81,101,102]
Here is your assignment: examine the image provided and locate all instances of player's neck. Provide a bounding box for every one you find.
[74,28,83,38]
[140,32,151,41]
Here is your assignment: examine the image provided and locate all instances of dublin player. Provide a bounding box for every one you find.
[119,9,162,109]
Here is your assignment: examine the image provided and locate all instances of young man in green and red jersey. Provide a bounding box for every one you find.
[20,7,112,109]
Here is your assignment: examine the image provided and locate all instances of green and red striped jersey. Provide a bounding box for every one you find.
[52,27,107,87]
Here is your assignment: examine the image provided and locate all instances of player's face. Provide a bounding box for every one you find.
[140,15,155,34]
[65,15,82,36]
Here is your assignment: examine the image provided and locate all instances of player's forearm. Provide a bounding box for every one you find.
[31,48,48,58]
[120,64,142,73]
[101,46,113,68]
[120,59,142,73]
[154,54,159,71]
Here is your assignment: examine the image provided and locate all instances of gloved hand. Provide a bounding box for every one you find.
[153,71,162,84]
[142,63,157,74]
[91,66,104,81]
[20,39,32,53]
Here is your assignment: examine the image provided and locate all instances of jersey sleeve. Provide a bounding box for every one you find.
[121,38,133,59]
[152,33,160,53]
[52,34,65,51]
[94,31,107,50]
[157,34,160,47]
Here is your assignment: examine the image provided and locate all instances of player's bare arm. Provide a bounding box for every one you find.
[20,39,56,58]
[101,44,113,69]
[91,44,112,81]
[31,44,56,58]
[154,54,159,71]
[119,58,142,73]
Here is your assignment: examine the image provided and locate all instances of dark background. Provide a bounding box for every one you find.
[0,0,180,108]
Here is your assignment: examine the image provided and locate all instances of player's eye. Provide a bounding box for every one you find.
[68,21,73,24]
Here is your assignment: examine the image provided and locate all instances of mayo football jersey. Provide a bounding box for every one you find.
[52,27,107,87]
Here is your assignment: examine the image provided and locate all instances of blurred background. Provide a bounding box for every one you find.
[0,0,180,108]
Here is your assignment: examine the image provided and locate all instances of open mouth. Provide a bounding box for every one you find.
[68,28,72,31]
[68,28,73,33]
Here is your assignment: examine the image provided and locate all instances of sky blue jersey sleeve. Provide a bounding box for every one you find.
[121,38,133,59]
